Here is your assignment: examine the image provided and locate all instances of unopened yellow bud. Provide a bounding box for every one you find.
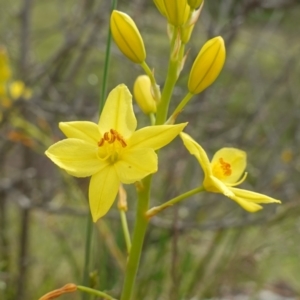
[133,75,157,114]
[180,4,203,43]
[0,47,12,82]
[153,0,167,17]
[188,36,225,94]
[188,0,203,10]
[154,0,190,26]
[110,10,146,64]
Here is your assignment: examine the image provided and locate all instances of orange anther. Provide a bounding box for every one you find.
[219,158,232,176]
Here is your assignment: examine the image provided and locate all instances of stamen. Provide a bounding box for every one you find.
[98,129,127,148]
[219,158,232,176]
[98,138,104,147]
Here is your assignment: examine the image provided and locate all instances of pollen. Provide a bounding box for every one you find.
[98,129,127,148]
[219,158,232,176]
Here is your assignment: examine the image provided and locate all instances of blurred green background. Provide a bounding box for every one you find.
[1,0,300,299]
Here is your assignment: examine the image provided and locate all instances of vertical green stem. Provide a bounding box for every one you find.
[120,175,152,300]
[155,29,183,125]
[81,216,93,300]
[155,59,179,125]
[99,0,118,113]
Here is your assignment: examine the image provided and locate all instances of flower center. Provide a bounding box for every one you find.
[98,129,127,163]
[212,158,232,179]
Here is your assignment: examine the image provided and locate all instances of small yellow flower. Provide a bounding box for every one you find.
[154,0,190,26]
[110,10,146,64]
[46,85,187,221]
[133,75,157,115]
[188,36,226,94]
[180,132,281,212]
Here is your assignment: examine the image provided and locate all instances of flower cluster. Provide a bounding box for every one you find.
[45,1,281,223]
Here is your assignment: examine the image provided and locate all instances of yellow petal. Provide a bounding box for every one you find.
[230,196,263,213]
[110,10,146,63]
[204,175,235,197]
[99,84,136,139]
[188,36,226,94]
[129,123,187,150]
[180,132,212,177]
[133,75,157,114]
[116,148,157,184]
[59,121,100,144]
[230,188,281,204]
[211,148,246,184]
[89,167,120,222]
[45,139,107,177]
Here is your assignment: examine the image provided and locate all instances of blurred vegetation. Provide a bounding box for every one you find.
[1,0,300,299]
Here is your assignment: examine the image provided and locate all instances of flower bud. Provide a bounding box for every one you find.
[180,4,203,44]
[154,0,190,26]
[110,10,146,64]
[188,0,203,10]
[153,0,167,17]
[133,75,157,114]
[188,36,225,94]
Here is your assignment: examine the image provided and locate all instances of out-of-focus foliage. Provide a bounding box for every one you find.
[0,0,300,299]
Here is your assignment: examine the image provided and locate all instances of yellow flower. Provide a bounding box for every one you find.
[46,85,187,221]
[154,0,190,26]
[180,132,281,212]
[188,36,226,94]
[133,75,157,115]
[110,10,146,64]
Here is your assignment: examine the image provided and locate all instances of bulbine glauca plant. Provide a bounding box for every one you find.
[40,1,281,299]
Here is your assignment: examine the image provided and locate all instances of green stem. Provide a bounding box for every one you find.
[119,210,131,254]
[149,113,156,125]
[155,29,183,125]
[81,215,93,300]
[167,92,193,124]
[146,186,205,218]
[99,0,118,113]
[77,285,117,300]
[120,175,152,300]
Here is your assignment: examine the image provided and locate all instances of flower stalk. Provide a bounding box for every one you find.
[146,186,205,218]
[120,175,152,300]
